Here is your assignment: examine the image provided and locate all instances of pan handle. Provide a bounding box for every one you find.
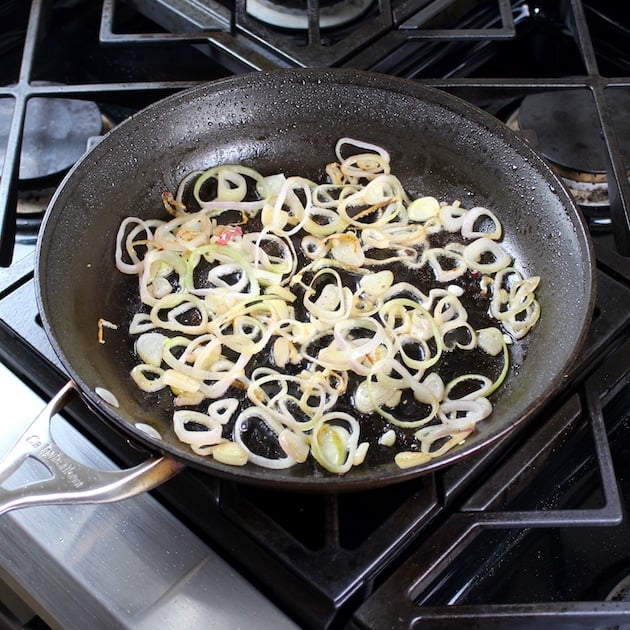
[0,381,184,515]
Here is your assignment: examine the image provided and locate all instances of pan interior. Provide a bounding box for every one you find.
[36,69,594,490]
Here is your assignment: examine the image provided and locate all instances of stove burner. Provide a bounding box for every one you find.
[516,89,630,174]
[246,0,373,29]
[0,93,103,185]
[508,89,630,226]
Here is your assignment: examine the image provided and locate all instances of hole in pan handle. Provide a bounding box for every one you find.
[0,381,184,515]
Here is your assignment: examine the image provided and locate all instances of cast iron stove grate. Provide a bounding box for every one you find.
[103,0,519,70]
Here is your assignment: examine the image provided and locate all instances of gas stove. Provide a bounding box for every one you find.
[0,1,629,629]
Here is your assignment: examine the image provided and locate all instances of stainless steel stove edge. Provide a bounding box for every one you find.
[0,361,298,630]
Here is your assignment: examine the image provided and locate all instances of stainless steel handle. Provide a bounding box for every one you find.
[0,381,184,515]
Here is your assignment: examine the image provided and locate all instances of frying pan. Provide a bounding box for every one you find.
[0,69,595,510]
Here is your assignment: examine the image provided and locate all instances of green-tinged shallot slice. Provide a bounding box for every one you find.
[503,300,541,339]
[491,345,510,397]
[441,321,476,351]
[393,334,437,372]
[162,369,201,394]
[379,298,443,367]
[212,441,248,467]
[433,293,476,351]
[445,374,494,401]
[394,450,433,469]
[135,332,167,367]
[310,412,360,474]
